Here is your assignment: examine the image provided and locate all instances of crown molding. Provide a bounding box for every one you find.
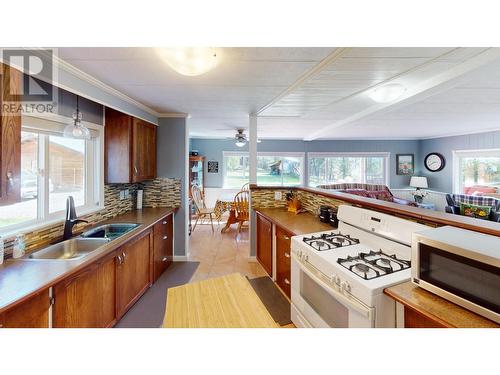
[158,112,189,118]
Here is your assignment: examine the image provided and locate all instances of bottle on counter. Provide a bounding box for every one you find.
[12,234,26,259]
[0,236,4,265]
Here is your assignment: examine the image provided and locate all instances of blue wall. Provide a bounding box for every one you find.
[419,130,500,192]
[158,117,188,257]
[190,138,420,189]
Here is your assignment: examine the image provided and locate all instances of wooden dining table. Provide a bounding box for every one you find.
[214,192,239,232]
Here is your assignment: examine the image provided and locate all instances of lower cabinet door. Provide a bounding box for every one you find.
[0,289,50,328]
[153,214,173,282]
[53,253,117,328]
[256,214,273,276]
[275,226,292,298]
[116,230,152,318]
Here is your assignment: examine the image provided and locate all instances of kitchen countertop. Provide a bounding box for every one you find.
[254,207,333,235]
[384,281,499,328]
[163,273,277,328]
[0,207,176,313]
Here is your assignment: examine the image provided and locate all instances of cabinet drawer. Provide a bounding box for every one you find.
[153,214,173,282]
[275,226,292,298]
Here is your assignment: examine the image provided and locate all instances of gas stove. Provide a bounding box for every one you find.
[290,205,429,328]
[302,232,360,251]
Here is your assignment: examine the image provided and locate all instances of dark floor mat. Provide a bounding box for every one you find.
[115,261,199,328]
[248,276,292,326]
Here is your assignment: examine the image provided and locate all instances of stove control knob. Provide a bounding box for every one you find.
[341,281,351,293]
[331,274,340,285]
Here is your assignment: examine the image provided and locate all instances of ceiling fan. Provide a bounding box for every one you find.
[234,129,247,147]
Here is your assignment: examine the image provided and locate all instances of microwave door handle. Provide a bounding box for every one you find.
[296,256,375,321]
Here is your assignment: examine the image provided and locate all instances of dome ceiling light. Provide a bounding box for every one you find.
[235,129,247,147]
[368,83,406,103]
[156,47,218,76]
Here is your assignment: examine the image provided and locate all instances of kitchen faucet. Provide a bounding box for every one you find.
[63,196,88,240]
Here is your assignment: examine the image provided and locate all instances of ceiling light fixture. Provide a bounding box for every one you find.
[63,96,91,140]
[156,47,218,76]
[235,129,247,147]
[368,83,406,103]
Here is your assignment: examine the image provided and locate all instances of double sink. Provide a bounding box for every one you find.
[20,223,140,261]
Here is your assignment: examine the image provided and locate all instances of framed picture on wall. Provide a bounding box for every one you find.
[396,154,414,175]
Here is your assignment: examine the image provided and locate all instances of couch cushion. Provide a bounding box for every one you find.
[366,190,393,201]
[341,189,371,197]
[459,202,492,220]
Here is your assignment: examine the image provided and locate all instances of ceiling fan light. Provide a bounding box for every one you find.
[235,139,247,147]
[368,83,406,103]
[156,47,218,76]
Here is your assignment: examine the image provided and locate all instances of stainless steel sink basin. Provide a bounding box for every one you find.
[21,238,110,261]
[80,223,140,240]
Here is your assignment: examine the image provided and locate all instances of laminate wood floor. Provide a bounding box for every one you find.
[188,223,267,282]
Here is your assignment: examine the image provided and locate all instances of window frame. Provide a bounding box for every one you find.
[0,114,104,235]
[307,151,390,187]
[452,148,500,194]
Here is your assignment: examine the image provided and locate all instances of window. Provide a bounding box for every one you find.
[222,152,305,188]
[223,152,249,189]
[453,149,500,194]
[0,115,103,232]
[257,153,304,186]
[308,153,389,187]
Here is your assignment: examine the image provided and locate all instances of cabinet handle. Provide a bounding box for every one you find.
[117,255,123,265]
[163,235,168,240]
[134,166,138,175]
[6,171,14,189]
[162,257,168,262]
[122,251,126,261]
[284,252,290,258]
[284,235,290,240]
[284,278,290,285]
[162,220,167,225]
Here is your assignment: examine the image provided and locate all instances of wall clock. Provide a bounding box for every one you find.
[424,153,446,172]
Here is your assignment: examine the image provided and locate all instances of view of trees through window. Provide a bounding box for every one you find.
[223,153,303,188]
[458,155,500,192]
[308,155,387,187]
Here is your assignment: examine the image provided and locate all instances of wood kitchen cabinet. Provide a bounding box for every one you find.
[0,289,50,328]
[256,213,273,276]
[275,226,292,299]
[116,230,153,318]
[104,107,157,183]
[153,213,173,282]
[0,63,22,205]
[53,251,118,328]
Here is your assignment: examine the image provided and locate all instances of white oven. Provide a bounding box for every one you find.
[291,252,375,328]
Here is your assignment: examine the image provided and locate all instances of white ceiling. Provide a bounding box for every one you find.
[58,47,500,140]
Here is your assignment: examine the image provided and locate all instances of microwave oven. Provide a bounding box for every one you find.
[411,226,500,324]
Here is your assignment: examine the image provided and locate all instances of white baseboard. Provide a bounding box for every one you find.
[173,255,188,261]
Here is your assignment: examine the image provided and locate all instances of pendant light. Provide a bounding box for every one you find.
[63,95,91,140]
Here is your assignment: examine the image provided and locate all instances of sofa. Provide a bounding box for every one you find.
[445,194,500,222]
[316,183,416,206]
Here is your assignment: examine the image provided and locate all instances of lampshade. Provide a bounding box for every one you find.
[410,176,428,189]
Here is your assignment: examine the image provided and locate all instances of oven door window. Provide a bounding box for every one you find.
[419,244,500,314]
[300,271,349,327]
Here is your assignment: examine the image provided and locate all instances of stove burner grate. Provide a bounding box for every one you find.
[302,232,360,251]
[337,250,411,280]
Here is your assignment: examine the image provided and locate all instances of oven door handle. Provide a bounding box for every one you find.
[297,256,375,321]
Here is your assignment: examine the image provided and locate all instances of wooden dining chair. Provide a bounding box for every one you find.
[191,185,215,233]
[233,190,250,233]
[241,182,250,191]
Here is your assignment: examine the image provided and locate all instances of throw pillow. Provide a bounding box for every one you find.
[459,202,492,220]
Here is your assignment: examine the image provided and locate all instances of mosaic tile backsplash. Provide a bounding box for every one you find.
[1,178,181,258]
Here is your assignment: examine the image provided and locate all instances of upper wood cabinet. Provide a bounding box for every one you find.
[105,107,157,183]
[0,63,22,205]
[0,289,50,328]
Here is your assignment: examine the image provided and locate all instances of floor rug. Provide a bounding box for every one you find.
[115,261,199,328]
[248,276,292,326]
